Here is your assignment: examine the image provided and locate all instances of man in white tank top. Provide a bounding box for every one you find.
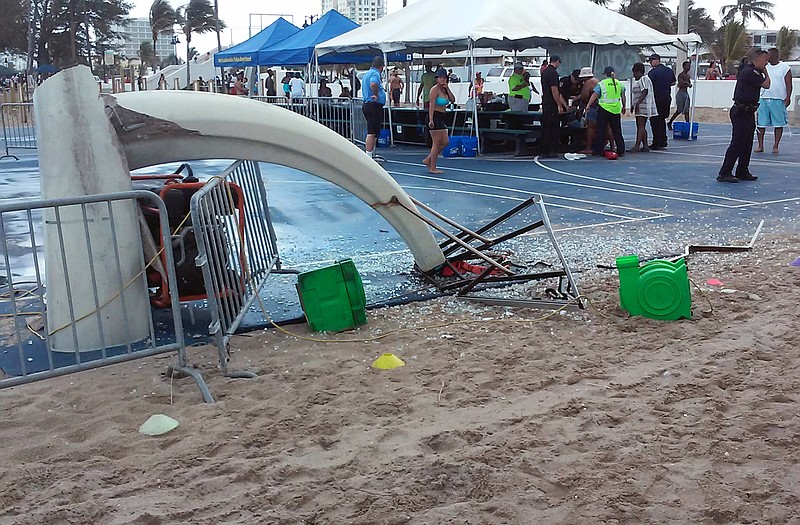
[755,48,792,154]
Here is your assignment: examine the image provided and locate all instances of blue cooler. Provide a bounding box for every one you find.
[442,136,463,157]
[460,136,478,157]
[673,122,698,140]
[376,128,391,147]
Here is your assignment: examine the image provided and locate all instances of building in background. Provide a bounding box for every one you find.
[748,28,800,59]
[114,18,175,61]
[321,0,387,26]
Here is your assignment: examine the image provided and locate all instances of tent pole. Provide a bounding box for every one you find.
[314,50,320,126]
[590,45,596,73]
[470,40,481,154]
[688,41,699,142]
[383,50,394,147]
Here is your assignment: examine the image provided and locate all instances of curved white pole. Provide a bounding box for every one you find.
[110,90,446,272]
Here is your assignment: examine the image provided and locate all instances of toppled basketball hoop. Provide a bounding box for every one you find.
[394,195,584,311]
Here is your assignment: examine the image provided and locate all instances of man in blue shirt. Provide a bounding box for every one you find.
[647,53,676,149]
[362,56,386,158]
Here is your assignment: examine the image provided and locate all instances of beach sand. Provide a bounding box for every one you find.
[2,233,799,524]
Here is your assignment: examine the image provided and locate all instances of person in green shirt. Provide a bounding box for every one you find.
[588,66,627,157]
[508,62,539,111]
[415,61,436,108]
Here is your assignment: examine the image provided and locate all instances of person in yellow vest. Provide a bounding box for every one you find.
[507,62,540,111]
[588,66,627,157]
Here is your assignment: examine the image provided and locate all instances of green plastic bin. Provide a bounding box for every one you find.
[296,258,367,332]
[616,255,691,320]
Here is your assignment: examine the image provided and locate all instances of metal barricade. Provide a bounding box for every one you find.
[254,96,356,142]
[1,103,36,160]
[0,191,213,402]
[351,99,367,145]
[190,160,286,377]
[312,97,353,139]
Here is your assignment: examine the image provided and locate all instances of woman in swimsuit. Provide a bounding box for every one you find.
[423,68,455,174]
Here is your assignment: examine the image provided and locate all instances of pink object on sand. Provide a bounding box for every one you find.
[706,278,724,286]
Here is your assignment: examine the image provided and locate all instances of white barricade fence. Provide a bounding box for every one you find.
[1,103,36,159]
[189,160,288,378]
[0,191,213,402]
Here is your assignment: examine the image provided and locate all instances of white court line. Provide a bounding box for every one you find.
[389,158,754,207]
[666,142,730,149]
[730,197,800,209]
[389,170,668,217]
[267,175,667,219]
[656,149,800,167]
[400,183,669,220]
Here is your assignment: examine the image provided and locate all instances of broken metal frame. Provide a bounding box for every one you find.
[398,194,583,310]
[596,220,766,269]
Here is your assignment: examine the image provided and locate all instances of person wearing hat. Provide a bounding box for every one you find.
[422,67,456,175]
[423,68,456,174]
[508,62,539,112]
[577,67,602,155]
[717,49,771,183]
[539,55,567,158]
[559,69,584,106]
[588,66,626,157]
[647,53,676,149]
[469,71,485,108]
[362,56,387,159]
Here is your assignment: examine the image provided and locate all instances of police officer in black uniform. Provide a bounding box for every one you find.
[717,49,771,183]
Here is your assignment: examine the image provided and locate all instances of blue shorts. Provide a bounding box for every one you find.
[585,106,598,123]
[757,98,788,127]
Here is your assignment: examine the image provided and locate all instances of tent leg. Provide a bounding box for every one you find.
[384,51,394,147]
[469,41,481,154]
[688,42,699,142]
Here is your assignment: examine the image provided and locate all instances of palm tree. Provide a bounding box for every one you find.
[712,21,748,75]
[672,0,716,45]
[720,0,775,27]
[589,0,609,5]
[776,26,798,61]
[150,0,177,65]
[619,0,672,34]
[138,41,156,71]
[177,0,224,86]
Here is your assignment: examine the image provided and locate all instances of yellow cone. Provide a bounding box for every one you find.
[372,353,405,370]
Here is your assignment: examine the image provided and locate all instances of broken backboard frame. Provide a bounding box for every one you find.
[395,194,584,310]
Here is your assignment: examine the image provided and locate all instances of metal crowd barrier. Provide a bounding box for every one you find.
[253,96,357,141]
[0,191,213,402]
[190,160,287,378]
[1,103,36,160]
[351,99,367,145]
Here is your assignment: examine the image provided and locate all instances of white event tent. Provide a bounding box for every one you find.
[316,0,702,152]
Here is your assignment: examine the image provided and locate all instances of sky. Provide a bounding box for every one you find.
[128,0,800,58]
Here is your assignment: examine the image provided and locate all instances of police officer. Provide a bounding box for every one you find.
[589,66,626,157]
[717,49,771,183]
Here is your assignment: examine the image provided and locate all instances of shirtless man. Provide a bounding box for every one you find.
[388,68,404,107]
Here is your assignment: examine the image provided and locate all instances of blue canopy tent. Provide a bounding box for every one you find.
[258,10,381,66]
[214,17,300,68]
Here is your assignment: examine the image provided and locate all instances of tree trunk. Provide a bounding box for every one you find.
[214,0,223,82]
[69,0,78,65]
[186,36,191,88]
[83,0,93,73]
